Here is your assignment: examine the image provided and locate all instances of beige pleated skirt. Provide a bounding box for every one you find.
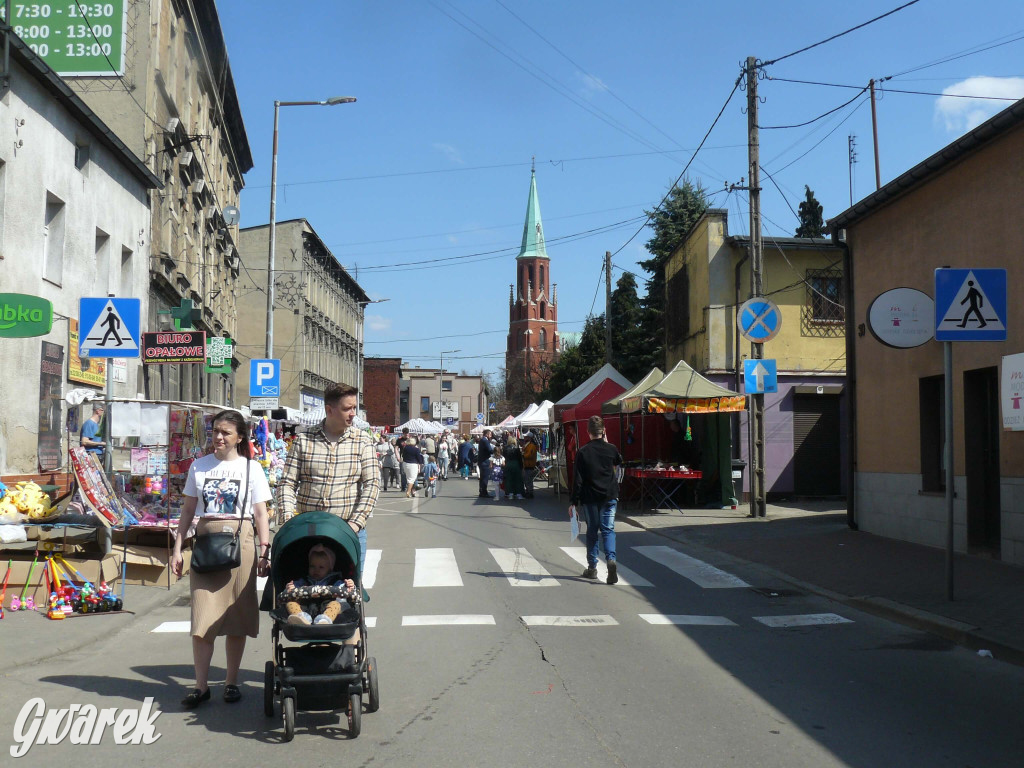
[190,517,259,642]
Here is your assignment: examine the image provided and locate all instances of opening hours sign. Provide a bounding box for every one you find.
[5,1,127,76]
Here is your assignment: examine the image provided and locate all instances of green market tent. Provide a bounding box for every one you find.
[601,367,664,415]
[620,360,746,414]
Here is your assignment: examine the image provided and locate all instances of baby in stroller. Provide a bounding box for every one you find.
[284,543,359,626]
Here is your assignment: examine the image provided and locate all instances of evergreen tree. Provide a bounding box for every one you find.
[795,185,826,238]
[608,271,645,382]
[545,314,606,401]
[637,179,708,371]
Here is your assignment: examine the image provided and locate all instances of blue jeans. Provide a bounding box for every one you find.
[581,500,617,567]
[358,527,367,576]
[478,462,491,495]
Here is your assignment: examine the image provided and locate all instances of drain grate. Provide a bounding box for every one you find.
[749,587,804,598]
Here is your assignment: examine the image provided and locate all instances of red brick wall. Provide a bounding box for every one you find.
[363,358,401,426]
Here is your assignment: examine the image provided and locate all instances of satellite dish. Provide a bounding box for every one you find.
[222,206,240,226]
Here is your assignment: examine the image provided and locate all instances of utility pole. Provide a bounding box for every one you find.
[848,134,857,207]
[869,79,881,190]
[746,56,766,519]
[604,251,613,364]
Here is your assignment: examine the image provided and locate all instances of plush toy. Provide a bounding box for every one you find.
[254,418,269,458]
[0,481,57,520]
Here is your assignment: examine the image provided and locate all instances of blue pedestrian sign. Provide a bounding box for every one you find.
[249,359,281,397]
[738,298,782,343]
[935,268,1006,341]
[79,298,141,358]
[744,359,778,394]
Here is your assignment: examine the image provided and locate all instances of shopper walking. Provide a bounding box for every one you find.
[570,416,623,585]
[381,438,400,491]
[401,437,425,498]
[171,410,272,708]
[276,383,380,569]
[476,429,494,497]
[503,438,525,499]
[437,438,450,480]
[458,435,473,479]
[522,432,539,498]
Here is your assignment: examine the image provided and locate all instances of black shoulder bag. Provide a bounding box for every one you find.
[191,459,251,574]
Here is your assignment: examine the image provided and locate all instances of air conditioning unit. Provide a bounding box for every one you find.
[178,151,193,166]
[206,205,218,219]
[192,178,206,194]
[165,116,180,133]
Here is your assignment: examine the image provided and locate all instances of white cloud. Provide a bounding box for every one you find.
[447,235,459,245]
[935,76,1024,133]
[433,142,463,164]
[576,72,608,98]
[366,314,391,332]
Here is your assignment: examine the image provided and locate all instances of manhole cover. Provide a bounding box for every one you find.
[749,587,804,598]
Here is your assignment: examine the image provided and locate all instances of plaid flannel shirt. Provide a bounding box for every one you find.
[276,422,380,530]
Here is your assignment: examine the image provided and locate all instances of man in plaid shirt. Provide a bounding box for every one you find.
[277,383,380,569]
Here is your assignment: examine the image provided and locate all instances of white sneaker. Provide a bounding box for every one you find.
[287,612,312,626]
[515,494,523,499]
[313,614,333,625]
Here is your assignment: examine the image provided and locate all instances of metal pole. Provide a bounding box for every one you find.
[265,100,281,359]
[944,341,954,600]
[870,79,881,191]
[604,251,613,363]
[746,56,766,518]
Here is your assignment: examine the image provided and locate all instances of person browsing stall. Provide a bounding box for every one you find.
[171,410,272,709]
[80,403,106,458]
[276,383,380,571]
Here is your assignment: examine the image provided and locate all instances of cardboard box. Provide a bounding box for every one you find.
[0,552,119,605]
[117,544,189,587]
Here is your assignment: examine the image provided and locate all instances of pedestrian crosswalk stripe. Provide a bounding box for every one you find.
[363,549,382,589]
[560,547,653,587]
[414,548,463,587]
[639,614,737,626]
[402,614,495,626]
[257,576,268,592]
[522,615,618,626]
[366,617,377,628]
[753,613,853,628]
[634,545,751,588]
[152,621,191,633]
[489,547,559,586]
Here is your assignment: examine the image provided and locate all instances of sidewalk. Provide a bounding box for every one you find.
[622,501,1024,667]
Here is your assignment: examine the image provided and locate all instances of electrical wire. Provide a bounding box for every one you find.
[765,95,869,174]
[761,0,922,67]
[759,86,869,130]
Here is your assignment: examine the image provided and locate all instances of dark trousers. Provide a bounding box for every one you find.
[478,462,491,496]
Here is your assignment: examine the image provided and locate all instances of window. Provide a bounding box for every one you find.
[95,230,110,292]
[803,268,845,336]
[43,193,66,285]
[665,265,689,339]
[121,246,134,294]
[539,328,546,350]
[539,265,545,291]
[420,396,430,413]
[919,375,945,492]
[540,301,546,319]
[442,380,453,392]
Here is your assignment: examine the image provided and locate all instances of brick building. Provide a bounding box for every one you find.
[363,357,402,427]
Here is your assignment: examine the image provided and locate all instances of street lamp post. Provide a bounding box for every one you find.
[440,349,460,425]
[266,96,356,359]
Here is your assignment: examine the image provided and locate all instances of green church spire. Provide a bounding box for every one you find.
[517,163,548,260]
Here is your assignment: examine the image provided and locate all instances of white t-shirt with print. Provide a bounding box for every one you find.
[183,455,272,519]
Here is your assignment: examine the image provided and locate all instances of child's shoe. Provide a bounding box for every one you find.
[313,614,333,625]
[287,611,312,625]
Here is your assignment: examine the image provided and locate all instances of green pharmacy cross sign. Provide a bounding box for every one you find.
[205,336,234,374]
[0,294,54,338]
[5,1,127,77]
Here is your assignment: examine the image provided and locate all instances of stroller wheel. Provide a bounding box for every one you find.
[283,696,295,742]
[348,692,361,738]
[366,656,380,713]
[263,661,275,717]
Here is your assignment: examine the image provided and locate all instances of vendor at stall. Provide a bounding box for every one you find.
[80,404,106,459]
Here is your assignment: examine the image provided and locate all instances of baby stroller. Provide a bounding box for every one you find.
[261,511,380,741]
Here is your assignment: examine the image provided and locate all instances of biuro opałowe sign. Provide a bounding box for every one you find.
[141,331,207,364]
[0,294,53,338]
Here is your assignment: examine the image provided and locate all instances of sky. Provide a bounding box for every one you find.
[217,0,1024,383]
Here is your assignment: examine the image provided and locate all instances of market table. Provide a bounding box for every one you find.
[625,468,702,512]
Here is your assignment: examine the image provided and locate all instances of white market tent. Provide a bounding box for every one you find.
[470,423,490,435]
[519,400,553,429]
[299,407,369,429]
[396,417,443,434]
[495,415,517,431]
[512,403,539,427]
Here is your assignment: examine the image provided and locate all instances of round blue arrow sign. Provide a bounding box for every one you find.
[738,298,782,343]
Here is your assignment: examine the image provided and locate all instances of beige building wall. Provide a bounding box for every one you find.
[403,366,487,435]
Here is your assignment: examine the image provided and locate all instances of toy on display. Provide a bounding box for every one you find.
[0,559,10,619]
[261,434,289,488]
[70,447,140,526]
[0,481,58,521]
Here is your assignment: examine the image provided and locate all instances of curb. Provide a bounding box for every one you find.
[624,515,1024,669]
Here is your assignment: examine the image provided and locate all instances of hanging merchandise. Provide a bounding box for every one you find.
[685,415,692,441]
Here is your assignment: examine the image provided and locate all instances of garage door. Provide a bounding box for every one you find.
[793,394,841,496]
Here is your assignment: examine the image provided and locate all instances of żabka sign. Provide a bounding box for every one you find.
[0,294,53,338]
[141,331,207,364]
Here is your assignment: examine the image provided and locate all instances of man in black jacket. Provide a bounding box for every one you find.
[476,429,494,497]
[570,416,623,584]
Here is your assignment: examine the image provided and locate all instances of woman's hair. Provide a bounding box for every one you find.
[212,410,252,459]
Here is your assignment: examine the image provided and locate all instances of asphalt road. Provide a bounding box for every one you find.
[2,479,1023,767]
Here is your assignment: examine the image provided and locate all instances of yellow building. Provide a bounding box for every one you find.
[664,209,846,496]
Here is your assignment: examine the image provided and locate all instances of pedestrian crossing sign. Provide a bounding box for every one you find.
[79,298,141,357]
[934,269,1006,342]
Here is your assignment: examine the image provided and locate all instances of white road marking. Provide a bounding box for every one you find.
[639,614,737,626]
[522,615,618,626]
[256,576,268,592]
[560,547,653,586]
[489,547,559,586]
[753,613,853,628]
[363,549,382,588]
[411,495,421,513]
[151,621,191,633]
[634,545,750,588]
[402,614,495,626]
[414,548,463,587]
[366,617,376,628]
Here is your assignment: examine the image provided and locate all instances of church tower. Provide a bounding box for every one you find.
[506,165,558,392]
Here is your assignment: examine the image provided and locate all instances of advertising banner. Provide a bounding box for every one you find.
[0,293,53,337]
[68,317,106,386]
[142,331,206,364]
[38,341,64,471]
[6,0,127,76]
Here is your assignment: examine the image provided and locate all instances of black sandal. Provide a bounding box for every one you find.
[182,688,210,709]
[223,684,241,703]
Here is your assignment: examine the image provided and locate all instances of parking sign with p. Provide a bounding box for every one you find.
[250,359,281,397]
